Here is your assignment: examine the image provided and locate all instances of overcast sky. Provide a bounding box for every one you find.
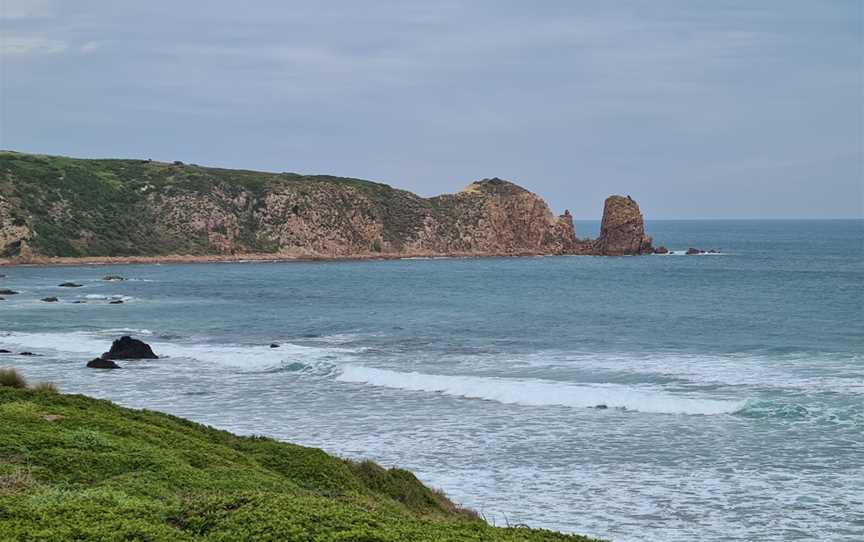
[1,0,861,218]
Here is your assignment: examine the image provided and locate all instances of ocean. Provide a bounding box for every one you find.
[2,219,862,541]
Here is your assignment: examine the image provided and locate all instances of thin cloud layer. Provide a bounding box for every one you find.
[0,0,861,218]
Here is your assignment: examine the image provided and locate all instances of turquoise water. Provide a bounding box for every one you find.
[2,220,862,541]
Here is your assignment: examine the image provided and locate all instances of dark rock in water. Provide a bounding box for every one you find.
[654,246,669,254]
[0,349,10,354]
[594,404,608,410]
[109,299,124,304]
[686,247,704,255]
[0,289,18,295]
[0,273,6,278]
[102,336,158,359]
[41,296,59,303]
[58,282,83,288]
[708,249,719,254]
[0,297,5,301]
[19,352,37,356]
[72,300,86,304]
[102,275,126,281]
[87,357,120,369]
[270,343,280,348]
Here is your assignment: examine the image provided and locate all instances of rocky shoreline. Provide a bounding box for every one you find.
[0,248,632,268]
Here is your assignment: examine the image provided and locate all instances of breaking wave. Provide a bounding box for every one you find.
[335,365,744,415]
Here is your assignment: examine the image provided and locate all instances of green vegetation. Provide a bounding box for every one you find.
[0,386,599,541]
[0,151,438,257]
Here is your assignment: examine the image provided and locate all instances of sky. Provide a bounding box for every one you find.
[1,0,861,219]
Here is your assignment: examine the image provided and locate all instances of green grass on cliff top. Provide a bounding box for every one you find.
[0,386,599,541]
[0,151,450,257]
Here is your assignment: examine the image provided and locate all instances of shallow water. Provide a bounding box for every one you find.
[2,219,863,541]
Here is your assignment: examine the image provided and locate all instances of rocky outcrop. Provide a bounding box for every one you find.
[87,357,120,369]
[102,336,158,359]
[593,196,653,256]
[0,196,33,259]
[0,152,658,259]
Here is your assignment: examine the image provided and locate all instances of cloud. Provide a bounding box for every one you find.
[80,41,101,53]
[0,0,57,19]
[0,36,67,56]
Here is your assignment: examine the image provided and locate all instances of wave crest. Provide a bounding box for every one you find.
[335,365,744,415]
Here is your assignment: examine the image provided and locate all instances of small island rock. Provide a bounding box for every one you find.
[102,336,158,359]
[654,246,669,254]
[102,275,126,281]
[0,289,18,295]
[58,282,83,288]
[41,296,59,303]
[686,248,704,255]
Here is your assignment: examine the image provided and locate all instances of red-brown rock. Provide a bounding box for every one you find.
[593,195,653,256]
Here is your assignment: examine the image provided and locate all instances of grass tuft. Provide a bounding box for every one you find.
[0,466,34,496]
[32,381,59,393]
[0,368,26,389]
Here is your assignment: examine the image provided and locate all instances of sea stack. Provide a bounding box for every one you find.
[594,195,654,256]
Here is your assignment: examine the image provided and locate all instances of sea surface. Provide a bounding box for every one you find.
[2,219,863,542]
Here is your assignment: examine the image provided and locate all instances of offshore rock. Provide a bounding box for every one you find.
[87,357,120,369]
[102,336,158,360]
[594,195,653,256]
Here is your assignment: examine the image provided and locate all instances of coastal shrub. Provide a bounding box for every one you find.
[0,368,26,389]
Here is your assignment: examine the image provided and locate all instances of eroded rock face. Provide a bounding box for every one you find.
[594,195,653,256]
[0,197,33,258]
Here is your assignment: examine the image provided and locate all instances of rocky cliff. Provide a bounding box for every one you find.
[0,151,653,260]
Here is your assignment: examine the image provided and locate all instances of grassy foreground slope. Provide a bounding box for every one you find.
[0,387,599,542]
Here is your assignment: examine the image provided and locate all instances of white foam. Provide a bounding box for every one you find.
[336,365,744,415]
[0,331,359,368]
[84,294,133,300]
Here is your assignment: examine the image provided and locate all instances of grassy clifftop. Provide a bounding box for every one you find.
[0,386,598,541]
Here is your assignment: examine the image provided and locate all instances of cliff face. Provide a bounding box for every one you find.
[0,152,651,260]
